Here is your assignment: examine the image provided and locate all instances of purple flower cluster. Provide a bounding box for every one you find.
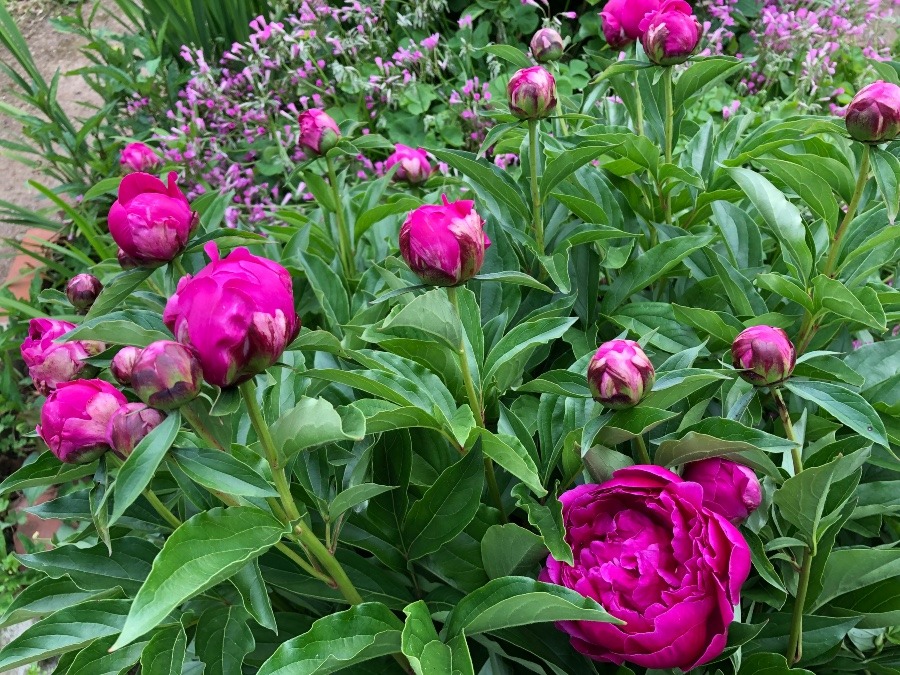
[449,76,494,146]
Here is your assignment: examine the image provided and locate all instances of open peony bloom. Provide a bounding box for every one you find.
[163,242,300,388]
[587,339,655,409]
[845,81,900,143]
[599,0,632,48]
[108,172,198,268]
[298,109,341,156]
[639,0,701,66]
[530,27,564,63]
[20,318,104,396]
[107,402,165,456]
[37,379,127,463]
[119,142,162,174]
[507,66,558,120]
[131,340,203,410]
[399,195,490,286]
[385,144,433,184]
[66,274,103,312]
[542,466,751,670]
[731,325,795,386]
[682,458,762,524]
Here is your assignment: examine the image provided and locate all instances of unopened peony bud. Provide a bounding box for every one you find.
[107,402,166,456]
[588,339,655,409]
[731,325,795,386]
[20,318,104,396]
[120,142,162,174]
[298,109,341,156]
[385,145,433,184]
[639,0,701,66]
[131,340,203,410]
[110,346,143,386]
[399,195,490,286]
[66,274,102,312]
[530,28,564,63]
[682,458,762,524]
[507,66,558,120]
[845,81,900,143]
[37,379,126,463]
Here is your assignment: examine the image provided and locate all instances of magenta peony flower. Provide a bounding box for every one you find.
[599,0,632,48]
[682,458,762,524]
[845,81,900,143]
[530,27,564,63]
[65,274,102,312]
[110,346,143,386]
[639,0,702,66]
[119,142,162,174]
[385,144,433,184]
[399,195,490,286]
[131,340,203,410]
[20,318,104,396]
[163,242,300,388]
[542,466,751,670]
[731,325,795,386]
[507,66,558,120]
[107,402,166,456]
[587,339,655,409]
[108,172,198,268]
[616,0,660,40]
[37,379,127,463]
[298,109,341,156]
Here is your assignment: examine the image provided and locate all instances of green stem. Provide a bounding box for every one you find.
[662,66,674,224]
[786,548,812,665]
[275,541,332,585]
[294,523,364,604]
[326,156,354,279]
[772,387,802,474]
[633,435,652,465]
[823,144,870,278]
[143,488,182,530]
[447,286,507,523]
[239,380,302,522]
[634,71,644,137]
[528,119,545,257]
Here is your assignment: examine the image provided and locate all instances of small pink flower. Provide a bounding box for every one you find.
[297,109,341,155]
[120,142,162,174]
[530,27,564,63]
[587,339,655,409]
[731,325,796,385]
[845,80,900,143]
[682,458,762,524]
[20,319,104,396]
[38,380,127,463]
[385,144,433,184]
[639,0,702,66]
[507,66,557,120]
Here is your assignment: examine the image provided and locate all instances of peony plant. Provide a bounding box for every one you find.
[3,12,900,675]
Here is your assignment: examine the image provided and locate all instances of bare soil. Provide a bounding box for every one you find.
[0,0,104,280]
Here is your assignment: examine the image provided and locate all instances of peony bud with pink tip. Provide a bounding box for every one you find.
[66,274,103,312]
[120,142,162,174]
[507,66,557,120]
[530,27,564,63]
[385,145,433,184]
[399,195,490,286]
[587,339,655,409]
[37,379,127,463]
[599,0,631,49]
[110,346,143,386]
[298,109,341,156]
[108,172,198,268]
[682,458,762,524]
[845,81,900,143]
[131,340,203,411]
[640,0,701,66]
[107,402,166,456]
[731,325,795,386]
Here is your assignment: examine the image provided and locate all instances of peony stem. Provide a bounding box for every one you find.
[326,156,355,279]
[823,143,871,279]
[661,66,674,225]
[181,405,226,452]
[447,285,507,523]
[293,523,364,604]
[633,435,652,465]
[634,71,644,137]
[275,541,333,585]
[786,548,812,665]
[528,119,545,257]
[239,380,302,522]
[143,488,182,530]
[772,387,802,474]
